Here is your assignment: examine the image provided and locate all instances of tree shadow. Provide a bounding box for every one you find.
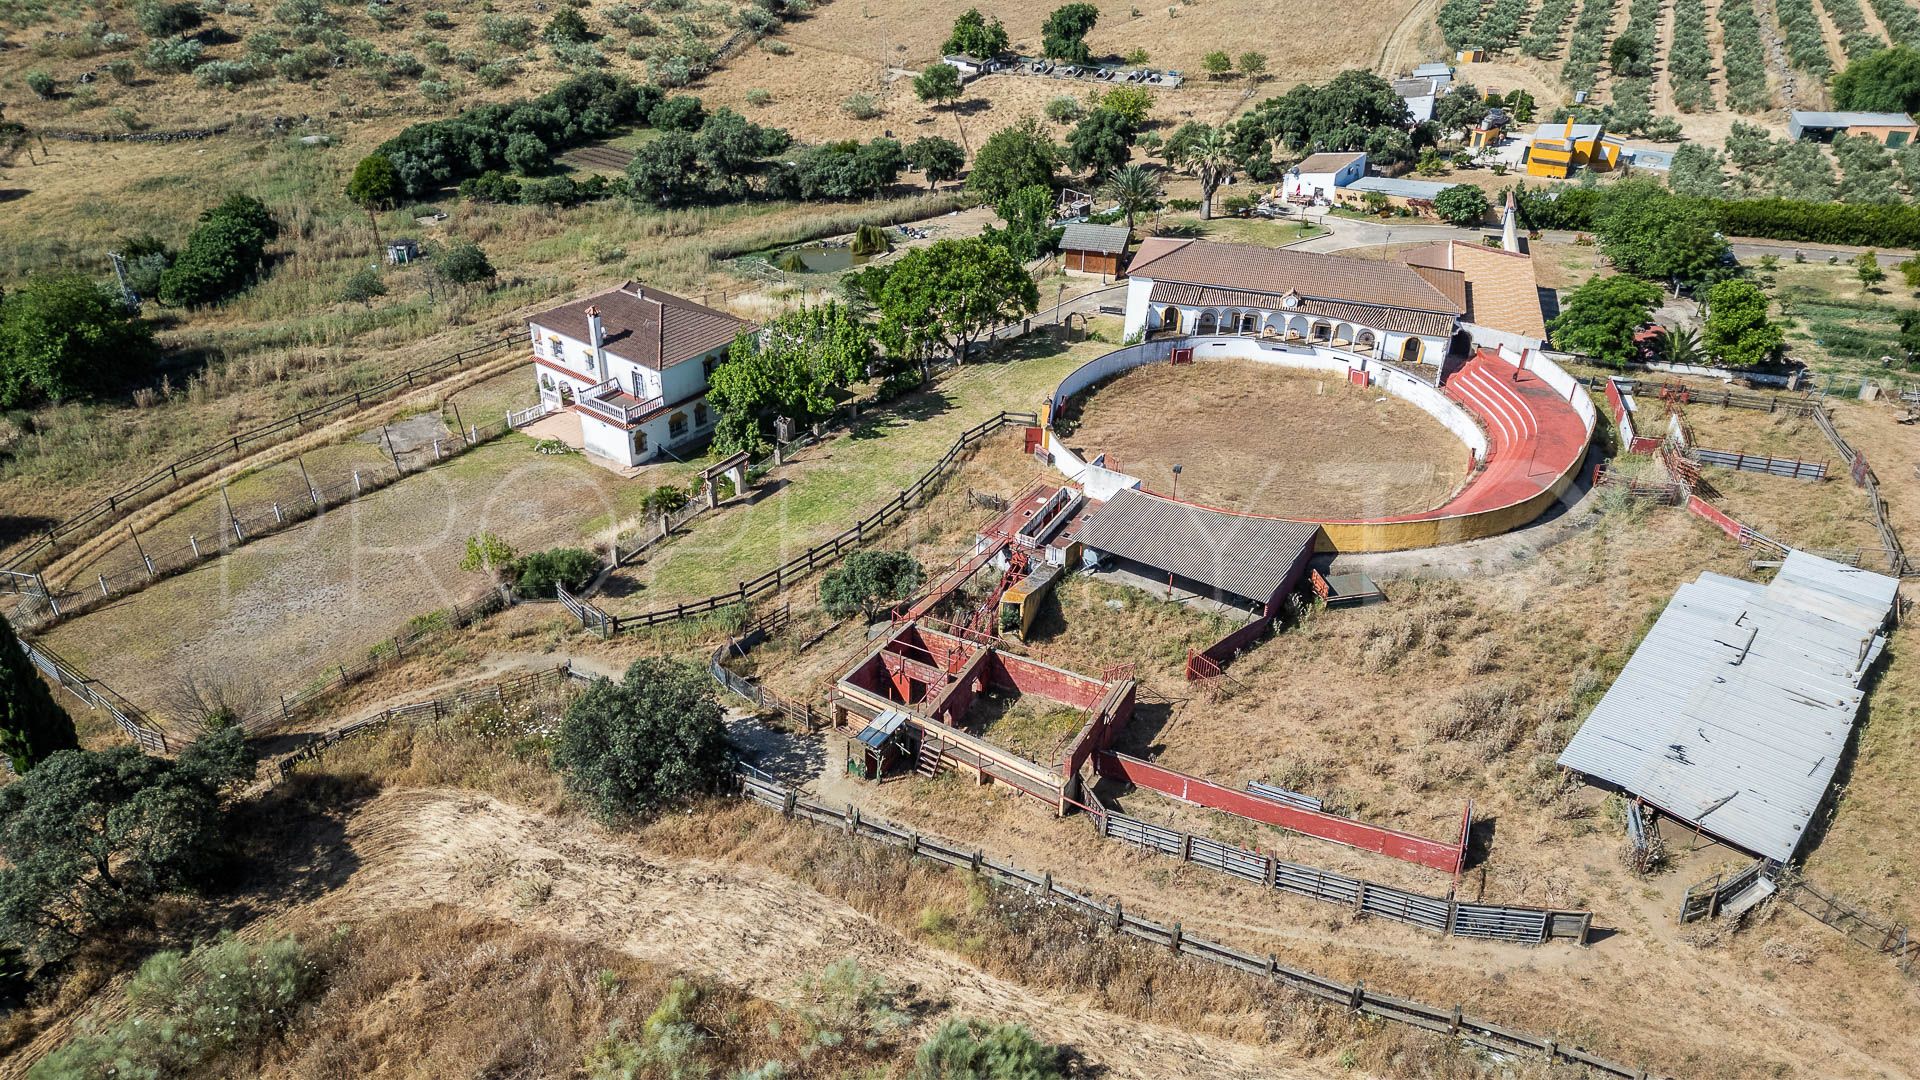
[0,513,59,552]
[849,389,954,439]
[0,189,27,204]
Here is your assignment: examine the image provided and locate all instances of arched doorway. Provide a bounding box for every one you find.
[1196,310,1219,334]
[1356,330,1377,354]
[1160,306,1180,333]
[1400,337,1424,364]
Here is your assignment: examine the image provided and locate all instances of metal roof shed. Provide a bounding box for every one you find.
[1556,551,1897,863]
[1075,489,1321,607]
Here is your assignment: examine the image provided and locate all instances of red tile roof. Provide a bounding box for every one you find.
[1127,239,1466,316]
[527,281,753,370]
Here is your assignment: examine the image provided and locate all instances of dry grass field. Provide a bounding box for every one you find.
[1063,358,1468,519]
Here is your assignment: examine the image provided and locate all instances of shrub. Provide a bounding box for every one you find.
[136,0,204,37]
[105,58,137,83]
[24,70,54,99]
[433,240,495,285]
[552,658,732,820]
[476,61,516,86]
[513,547,600,598]
[31,933,321,1076]
[157,195,279,307]
[340,266,386,306]
[544,7,591,43]
[142,33,205,72]
[482,13,535,47]
[745,87,771,105]
[194,59,260,88]
[423,9,451,27]
[1521,0,1576,57]
[1043,95,1083,123]
[650,92,706,130]
[842,93,881,119]
[819,550,924,618]
[910,1019,1064,1080]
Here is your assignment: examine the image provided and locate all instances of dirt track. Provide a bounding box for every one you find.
[317,789,1318,1079]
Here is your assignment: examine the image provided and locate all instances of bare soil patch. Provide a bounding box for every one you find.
[1063,358,1467,519]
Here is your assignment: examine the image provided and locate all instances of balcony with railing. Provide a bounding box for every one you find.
[573,378,662,426]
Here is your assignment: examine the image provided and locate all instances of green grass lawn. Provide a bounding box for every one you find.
[1192,216,1328,246]
[607,336,1109,608]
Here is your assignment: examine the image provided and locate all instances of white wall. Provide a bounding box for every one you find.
[1524,350,1598,432]
[1467,322,1546,357]
[1048,335,1489,463]
[1121,276,1157,339]
[580,414,636,464]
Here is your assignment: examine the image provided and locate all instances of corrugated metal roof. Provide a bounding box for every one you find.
[1791,110,1915,128]
[1059,222,1131,254]
[1291,151,1366,174]
[1556,551,1897,862]
[1076,489,1320,603]
[1343,175,1454,201]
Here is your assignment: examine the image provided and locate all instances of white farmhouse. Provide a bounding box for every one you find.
[527,281,754,467]
[1281,151,1367,203]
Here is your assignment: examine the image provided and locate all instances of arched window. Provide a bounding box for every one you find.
[1196,310,1219,334]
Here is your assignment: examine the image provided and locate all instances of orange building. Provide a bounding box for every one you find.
[1523,119,1623,178]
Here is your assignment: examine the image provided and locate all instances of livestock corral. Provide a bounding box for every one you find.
[704,335,1920,1078]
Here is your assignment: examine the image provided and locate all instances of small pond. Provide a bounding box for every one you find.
[769,243,881,274]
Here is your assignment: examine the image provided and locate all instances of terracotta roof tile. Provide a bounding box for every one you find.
[1404,241,1546,341]
[1127,239,1465,316]
[527,281,754,370]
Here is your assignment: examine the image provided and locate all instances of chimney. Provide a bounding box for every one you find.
[584,305,606,376]
[1501,192,1520,253]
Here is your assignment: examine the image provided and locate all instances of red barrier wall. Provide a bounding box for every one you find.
[1687,494,1743,538]
[1093,751,1466,873]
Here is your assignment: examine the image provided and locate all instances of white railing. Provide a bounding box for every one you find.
[505,401,555,429]
[575,379,660,426]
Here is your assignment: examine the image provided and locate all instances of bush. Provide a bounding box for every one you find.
[31,933,320,1077]
[340,266,386,306]
[745,87,771,105]
[158,195,279,307]
[136,0,204,37]
[142,33,205,72]
[482,13,535,46]
[195,59,261,88]
[512,547,600,598]
[552,658,732,821]
[650,92,705,130]
[24,70,55,99]
[434,241,495,285]
[819,550,924,618]
[842,93,881,119]
[423,9,451,27]
[1043,95,1083,123]
[910,1019,1064,1080]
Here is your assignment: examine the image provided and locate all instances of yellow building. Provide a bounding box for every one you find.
[1524,119,1623,178]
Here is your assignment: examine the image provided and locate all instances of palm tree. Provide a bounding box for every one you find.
[1653,324,1704,367]
[1173,123,1235,220]
[1098,165,1165,231]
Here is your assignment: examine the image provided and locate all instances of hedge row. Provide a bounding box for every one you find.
[1670,0,1715,111]
[1477,0,1531,50]
[1718,0,1775,113]
[1437,0,1487,50]
[1517,184,1920,246]
[1523,0,1579,57]
[1819,0,1885,59]
[1775,0,1837,76]
[1562,0,1620,89]
[1867,0,1920,46]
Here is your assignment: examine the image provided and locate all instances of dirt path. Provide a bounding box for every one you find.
[1377,0,1445,78]
[314,789,1321,1080]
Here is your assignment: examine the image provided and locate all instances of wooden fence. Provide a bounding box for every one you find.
[12,414,521,631]
[1809,408,1910,574]
[1,332,518,576]
[1093,751,1470,875]
[1095,806,1590,945]
[734,774,1655,1077]
[562,412,1038,638]
[275,663,582,779]
[1691,447,1828,480]
[1620,380,1823,416]
[1779,876,1918,980]
[1679,859,1768,924]
[19,639,169,753]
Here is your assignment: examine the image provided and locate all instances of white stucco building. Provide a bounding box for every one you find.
[1121,238,1465,367]
[527,281,754,467]
[1280,151,1367,202]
